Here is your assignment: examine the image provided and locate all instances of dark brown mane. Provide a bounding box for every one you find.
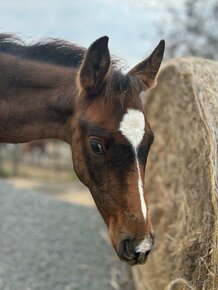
[0,33,85,68]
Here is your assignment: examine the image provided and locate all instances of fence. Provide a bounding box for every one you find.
[0,141,74,181]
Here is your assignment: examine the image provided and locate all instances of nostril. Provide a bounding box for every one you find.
[119,239,136,261]
[123,239,135,257]
[135,248,151,264]
[145,249,151,256]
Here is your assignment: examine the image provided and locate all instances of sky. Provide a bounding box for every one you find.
[0,0,172,68]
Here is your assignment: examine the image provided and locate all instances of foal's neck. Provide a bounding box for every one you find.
[0,53,77,144]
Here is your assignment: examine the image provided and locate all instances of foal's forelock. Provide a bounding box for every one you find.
[104,70,146,101]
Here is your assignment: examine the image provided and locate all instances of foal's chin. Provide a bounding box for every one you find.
[119,253,149,266]
[126,256,149,266]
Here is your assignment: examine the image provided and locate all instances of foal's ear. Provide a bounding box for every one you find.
[128,40,165,88]
[78,36,110,94]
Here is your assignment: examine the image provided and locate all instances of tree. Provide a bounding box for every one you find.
[164,0,218,60]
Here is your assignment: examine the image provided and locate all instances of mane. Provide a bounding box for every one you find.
[0,33,85,68]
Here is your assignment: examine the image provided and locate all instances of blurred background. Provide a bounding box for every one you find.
[0,1,217,289]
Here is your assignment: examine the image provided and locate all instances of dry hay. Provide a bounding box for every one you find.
[133,57,218,290]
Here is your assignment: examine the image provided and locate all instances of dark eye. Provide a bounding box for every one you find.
[90,139,105,155]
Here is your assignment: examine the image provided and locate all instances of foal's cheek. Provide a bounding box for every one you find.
[73,161,89,186]
[71,143,90,187]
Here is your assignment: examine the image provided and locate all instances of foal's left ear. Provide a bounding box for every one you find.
[128,40,165,88]
[78,36,111,94]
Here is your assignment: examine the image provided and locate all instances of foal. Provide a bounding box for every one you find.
[0,34,164,265]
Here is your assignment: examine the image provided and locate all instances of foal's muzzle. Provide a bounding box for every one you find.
[118,236,154,266]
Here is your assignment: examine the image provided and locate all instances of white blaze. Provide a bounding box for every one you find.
[119,108,147,222]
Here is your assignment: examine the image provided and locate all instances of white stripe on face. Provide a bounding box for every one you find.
[119,108,147,222]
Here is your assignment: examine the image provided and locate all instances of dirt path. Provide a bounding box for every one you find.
[9,177,94,207]
[0,178,135,290]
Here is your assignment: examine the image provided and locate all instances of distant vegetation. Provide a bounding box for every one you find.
[164,0,218,60]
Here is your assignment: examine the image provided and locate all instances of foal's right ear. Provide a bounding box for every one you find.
[78,36,111,94]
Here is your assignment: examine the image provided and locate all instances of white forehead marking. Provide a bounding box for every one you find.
[119,108,147,223]
[119,109,145,148]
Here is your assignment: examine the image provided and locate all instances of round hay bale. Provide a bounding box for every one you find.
[133,57,218,290]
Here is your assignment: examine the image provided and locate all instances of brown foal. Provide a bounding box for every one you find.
[0,34,164,265]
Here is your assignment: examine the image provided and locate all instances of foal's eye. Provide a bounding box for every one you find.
[90,139,105,155]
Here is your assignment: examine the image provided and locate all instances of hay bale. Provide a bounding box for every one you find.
[133,57,218,290]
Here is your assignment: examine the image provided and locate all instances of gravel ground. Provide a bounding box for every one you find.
[0,180,135,290]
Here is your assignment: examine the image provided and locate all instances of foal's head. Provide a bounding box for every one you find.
[71,36,164,265]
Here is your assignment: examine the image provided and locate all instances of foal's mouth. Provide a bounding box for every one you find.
[124,256,149,266]
[124,251,150,266]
